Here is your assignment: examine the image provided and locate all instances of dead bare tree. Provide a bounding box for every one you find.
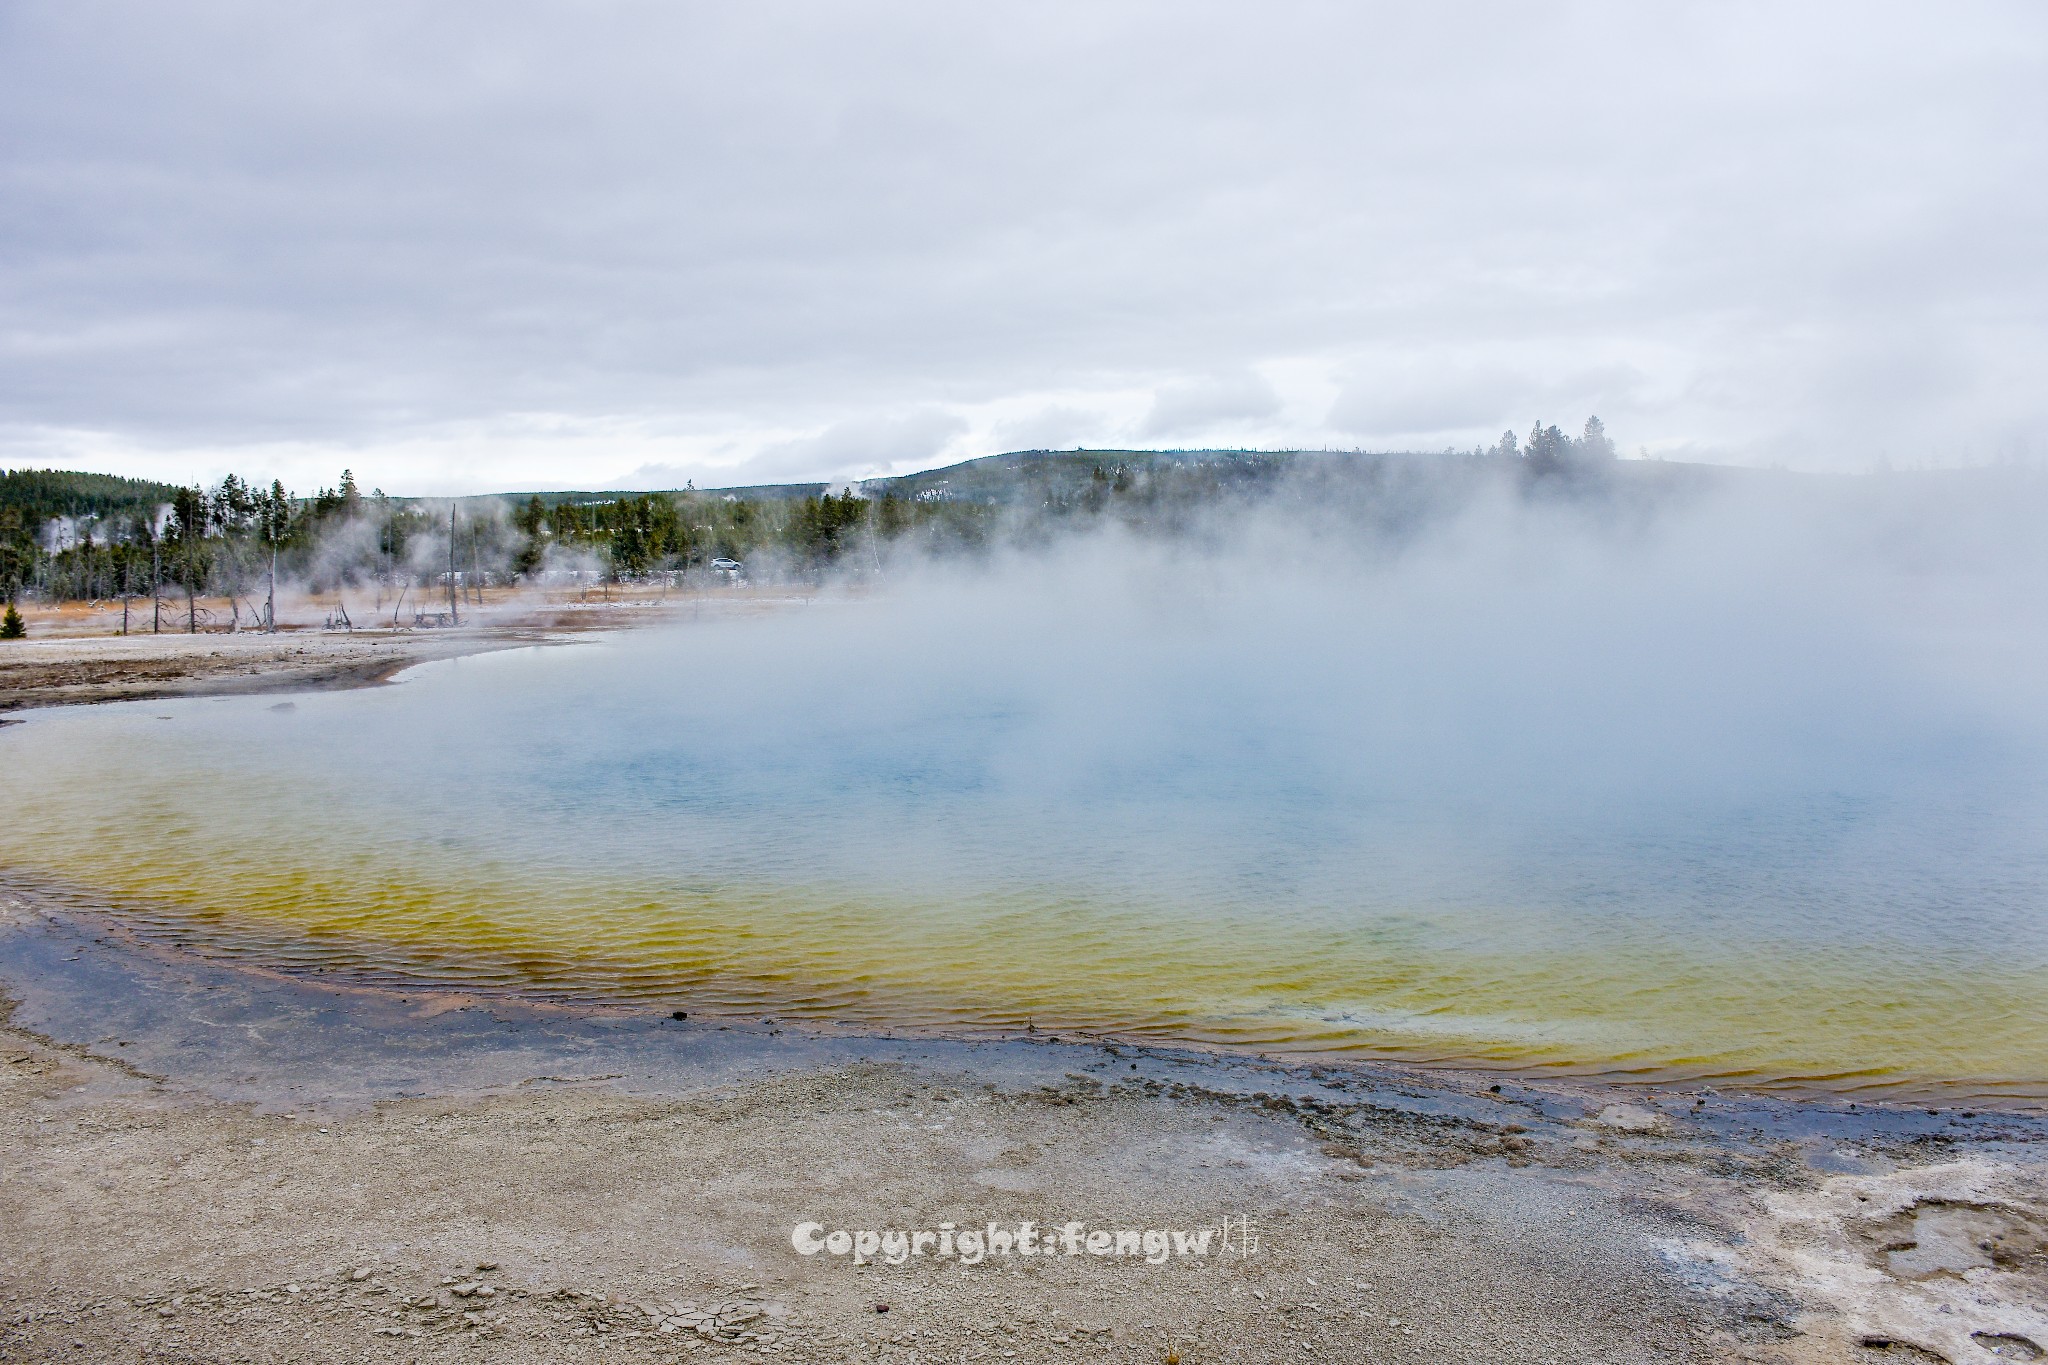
[446,503,460,626]
[148,523,162,634]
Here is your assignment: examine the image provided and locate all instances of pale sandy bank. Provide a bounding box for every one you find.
[0,891,2043,1365]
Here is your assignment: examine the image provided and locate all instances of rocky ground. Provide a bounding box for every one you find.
[0,894,2044,1365]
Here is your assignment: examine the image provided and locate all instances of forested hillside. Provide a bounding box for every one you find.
[1,419,1649,613]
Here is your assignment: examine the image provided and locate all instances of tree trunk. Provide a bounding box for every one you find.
[267,545,277,632]
[447,505,460,626]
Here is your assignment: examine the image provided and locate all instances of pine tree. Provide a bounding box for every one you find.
[169,484,209,632]
[1,602,24,639]
[262,480,291,631]
[1580,415,1616,460]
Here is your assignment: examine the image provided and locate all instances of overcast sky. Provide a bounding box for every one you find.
[2,2,2044,494]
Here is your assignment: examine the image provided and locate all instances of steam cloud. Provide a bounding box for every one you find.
[393,463,2046,968]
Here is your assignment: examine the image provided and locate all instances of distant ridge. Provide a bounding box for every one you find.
[0,468,183,524]
[15,447,1803,514]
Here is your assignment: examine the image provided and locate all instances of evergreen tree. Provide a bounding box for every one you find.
[168,484,210,632]
[1580,415,1616,460]
[0,602,23,639]
[260,480,291,630]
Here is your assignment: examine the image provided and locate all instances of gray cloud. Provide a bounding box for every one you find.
[990,404,1113,453]
[1139,372,1283,439]
[612,408,968,490]
[1324,364,1529,439]
[1325,360,1649,445]
[0,1,2043,490]
[740,408,970,483]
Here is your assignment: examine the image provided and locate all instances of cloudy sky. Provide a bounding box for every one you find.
[2,2,2044,494]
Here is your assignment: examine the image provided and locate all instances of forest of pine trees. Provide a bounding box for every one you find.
[1,417,1627,615]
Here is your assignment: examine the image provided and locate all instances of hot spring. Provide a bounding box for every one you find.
[5,482,2046,1101]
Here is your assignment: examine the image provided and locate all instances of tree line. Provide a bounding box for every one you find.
[1,416,1627,628]
[0,467,994,625]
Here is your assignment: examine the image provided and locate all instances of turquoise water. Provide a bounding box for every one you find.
[5,505,2048,1099]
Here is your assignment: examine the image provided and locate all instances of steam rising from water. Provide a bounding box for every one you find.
[5,466,2047,1098]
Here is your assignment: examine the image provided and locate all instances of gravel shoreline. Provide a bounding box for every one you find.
[0,586,783,713]
[2,889,2044,1364]
[0,628,539,714]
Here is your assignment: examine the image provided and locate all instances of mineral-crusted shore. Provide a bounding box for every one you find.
[1,892,2043,1364]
